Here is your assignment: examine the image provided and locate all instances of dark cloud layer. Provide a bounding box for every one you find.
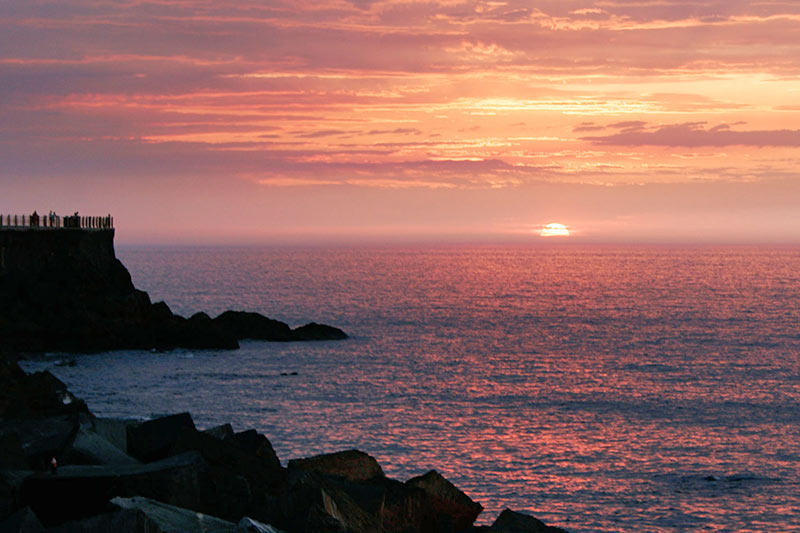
[584,122,800,147]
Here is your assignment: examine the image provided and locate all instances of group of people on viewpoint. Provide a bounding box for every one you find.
[1,211,112,229]
[27,210,63,227]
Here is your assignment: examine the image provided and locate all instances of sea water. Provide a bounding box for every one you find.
[23,245,800,532]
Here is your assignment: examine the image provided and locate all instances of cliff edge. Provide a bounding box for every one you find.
[0,228,346,353]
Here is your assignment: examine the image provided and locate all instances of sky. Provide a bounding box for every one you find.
[2,0,800,244]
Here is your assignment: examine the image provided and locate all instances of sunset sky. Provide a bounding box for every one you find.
[2,0,799,243]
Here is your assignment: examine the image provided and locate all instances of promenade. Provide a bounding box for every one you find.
[0,212,113,230]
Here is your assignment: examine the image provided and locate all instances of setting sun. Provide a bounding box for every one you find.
[540,223,570,238]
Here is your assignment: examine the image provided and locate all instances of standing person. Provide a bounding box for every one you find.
[31,211,39,227]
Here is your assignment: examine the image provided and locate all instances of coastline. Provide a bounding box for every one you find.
[0,357,569,532]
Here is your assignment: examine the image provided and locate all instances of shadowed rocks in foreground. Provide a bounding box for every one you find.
[0,228,347,353]
[0,361,572,533]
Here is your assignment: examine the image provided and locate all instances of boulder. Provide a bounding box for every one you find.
[235,517,285,533]
[273,470,384,533]
[111,496,233,533]
[47,508,162,533]
[203,423,235,441]
[126,413,196,463]
[490,509,569,533]
[356,476,434,533]
[0,432,27,469]
[168,428,286,521]
[0,470,33,522]
[290,323,348,341]
[20,451,209,526]
[213,311,293,342]
[0,415,80,470]
[282,465,441,533]
[406,470,483,532]
[231,430,282,471]
[0,366,88,420]
[0,506,45,533]
[288,449,384,483]
[66,427,140,466]
[90,418,138,454]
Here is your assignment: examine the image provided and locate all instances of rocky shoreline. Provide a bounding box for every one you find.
[1,228,572,531]
[0,228,346,353]
[0,359,570,532]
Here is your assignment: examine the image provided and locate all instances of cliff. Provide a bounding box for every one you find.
[0,228,346,353]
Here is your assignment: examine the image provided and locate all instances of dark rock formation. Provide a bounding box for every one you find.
[126,413,196,463]
[0,415,80,471]
[0,361,88,420]
[0,363,572,533]
[489,509,569,533]
[48,507,162,533]
[168,426,286,521]
[0,228,347,353]
[20,451,209,526]
[213,311,293,342]
[407,470,483,532]
[290,322,349,341]
[0,506,45,533]
[288,450,385,483]
[111,496,232,533]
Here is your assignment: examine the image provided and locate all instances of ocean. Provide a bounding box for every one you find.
[22,245,800,531]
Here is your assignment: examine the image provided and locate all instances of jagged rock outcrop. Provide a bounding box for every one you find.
[0,228,347,353]
[0,362,571,532]
[487,508,570,533]
[288,450,385,483]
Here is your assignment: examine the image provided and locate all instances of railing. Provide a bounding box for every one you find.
[0,213,114,230]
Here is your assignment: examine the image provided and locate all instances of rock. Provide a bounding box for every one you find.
[48,508,163,533]
[90,418,137,454]
[290,322,348,341]
[354,476,433,533]
[0,415,80,470]
[0,228,158,352]
[0,432,27,469]
[126,413,196,463]
[235,516,285,533]
[490,509,569,533]
[0,365,89,420]
[274,470,384,533]
[150,301,173,321]
[406,470,483,532]
[66,427,140,466]
[0,229,343,352]
[0,470,33,522]
[168,427,286,521]
[20,451,209,526]
[288,449,384,483]
[213,311,293,342]
[203,423,235,441]
[111,496,233,533]
[0,506,45,533]
[183,312,240,350]
[231,430,282,471]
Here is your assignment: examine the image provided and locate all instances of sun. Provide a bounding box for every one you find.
[540,223,570,237]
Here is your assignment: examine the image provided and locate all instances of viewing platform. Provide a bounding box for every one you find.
[0,213,113,230]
